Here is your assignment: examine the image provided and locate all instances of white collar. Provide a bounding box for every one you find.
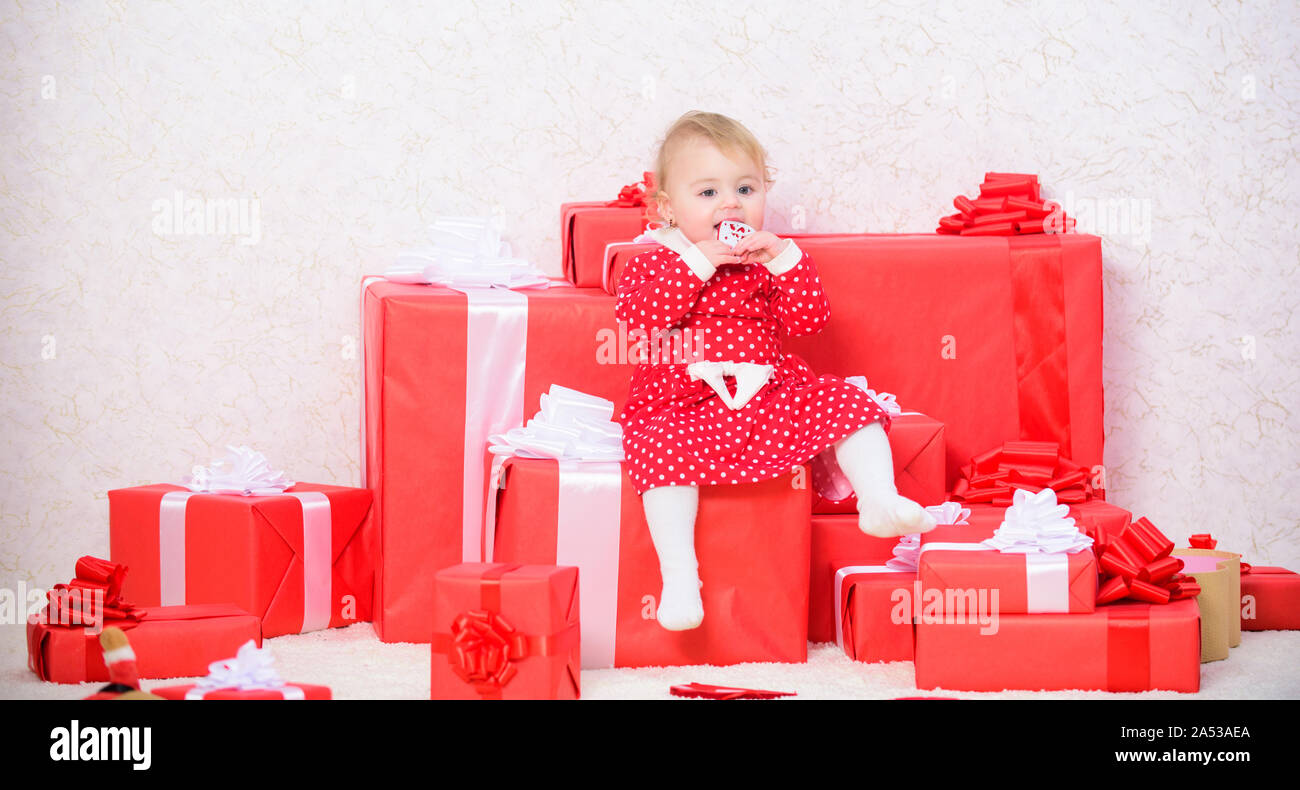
[646,225,697,257]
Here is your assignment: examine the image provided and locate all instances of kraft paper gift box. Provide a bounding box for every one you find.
[362,278,636,642]
[491,457,810,668]
[914,598,1202,693]
[811,411,946,514]
[834,566,915,663]
[562,198,652,288]
[605,233,1105,491]
[109,483,374,638]
[808,514,900,643]
[430,563,581,700]
[1170,549,1242,662]
[1240,567,1300,631]
[28,605,262,684]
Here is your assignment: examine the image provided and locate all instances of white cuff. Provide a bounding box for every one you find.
[763,239,803,276]
[103,644,136,664]
[678,244,717,282]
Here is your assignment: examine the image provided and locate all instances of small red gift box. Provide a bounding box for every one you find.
[808,514,900,643]
[1241,567,1300,631]
[109,483,374,638]
[28,605,262,684]
[492,457,810,668]
[835,566,915,663]
[562,195,653,287]
[362,279,636,642]
[153,683,331,700]
[431,563,580,700]
[915,599,1201,692]
[811,412,946,513]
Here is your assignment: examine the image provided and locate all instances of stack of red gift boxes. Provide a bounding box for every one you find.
[29,172,1297,699]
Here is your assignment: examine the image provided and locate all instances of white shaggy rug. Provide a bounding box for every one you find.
[4,621,1298,700]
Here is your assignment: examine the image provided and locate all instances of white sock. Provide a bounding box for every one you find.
[641,484,704,631]
[835,422,937,537]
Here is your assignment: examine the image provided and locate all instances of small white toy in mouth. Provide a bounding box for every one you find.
[716,219,755,248]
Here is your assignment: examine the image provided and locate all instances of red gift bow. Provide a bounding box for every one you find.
[42,557,140,629]
[448,609,529,693]
[936,172,1075,236]
[1187,533,1252,573]
[1086,517,1200,605]
[605,171,657,208]
[949,441,1096,506]
[669,683,795,700]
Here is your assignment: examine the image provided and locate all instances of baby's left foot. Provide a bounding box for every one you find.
[858,491,937,538]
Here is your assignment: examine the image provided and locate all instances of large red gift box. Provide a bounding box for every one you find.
[812,412,946,513]
[1240,567,1300,631]
[108,483,373,638]
[809,514,899,643]
[153,682,331,700]
[27,605,262,684]
[835,567,915,663]
[491,456,810,668]
[362,279,635,642]
[606,233,1104,491]
[914,598,1201,692]
[562,201,650,287]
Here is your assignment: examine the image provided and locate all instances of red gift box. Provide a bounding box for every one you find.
[109,483,374,638]
[491,456,810,668]
[1241,567,1300,631]
[605,233,1104,491]
[362,279,636,642]
[152,683,331,700]
[28,605,262,684]
[808,514,900,643]
[835,566,915,663]
[562,200,652,287]
[811,412,946,513]
[431,563,580,700]
[915,598,1201,692]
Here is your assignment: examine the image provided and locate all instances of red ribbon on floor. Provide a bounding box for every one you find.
[949,441,1095,505]
[936,172,1075,236]
[1089,517,1199,605]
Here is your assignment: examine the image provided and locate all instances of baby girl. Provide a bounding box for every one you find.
[615,111,937,631]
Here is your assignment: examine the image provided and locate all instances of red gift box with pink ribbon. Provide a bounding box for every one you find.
[108,482,373,638]
[490,456,810,669]
[361,279,636,642]
[27,557,263,684]
[562,172,656,288]
[431,563,580,700]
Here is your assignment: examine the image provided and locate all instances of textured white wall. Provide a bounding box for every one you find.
[2,0,1297,591]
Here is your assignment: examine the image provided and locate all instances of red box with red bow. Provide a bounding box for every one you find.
[604,233,1104,492]
[26,557,263,684]
[431,563,580,700]
[362,279,636,642]
[108,483,373,638]
[561,173,656,287]
[491,457,810,668]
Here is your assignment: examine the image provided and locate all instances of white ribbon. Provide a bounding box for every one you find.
[181,446,294,496]
[158,491,195,606]
[488,385,624,462]
[833,565,906,650]
[184,639,306,700]
[844,375,923,417]
[981,487,1094,555]
[687,360,775,410]
[386,216,551,289]
[554,459,624,669]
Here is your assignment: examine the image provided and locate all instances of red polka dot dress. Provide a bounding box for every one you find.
[615,226,892,495]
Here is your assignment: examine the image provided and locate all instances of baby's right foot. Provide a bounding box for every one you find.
[858,491,937,538]
[657,570,704,631]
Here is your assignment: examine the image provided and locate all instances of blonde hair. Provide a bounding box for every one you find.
[650,111,775,224]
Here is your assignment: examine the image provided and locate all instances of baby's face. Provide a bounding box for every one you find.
[659,138,766,245]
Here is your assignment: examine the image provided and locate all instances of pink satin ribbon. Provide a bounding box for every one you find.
[833,565,907,650]
[554,459,623,669]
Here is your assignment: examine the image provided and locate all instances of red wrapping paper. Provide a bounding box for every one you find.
[431,563,580,700]
[812,412,946,513]
[108,483,373,638]
[28,605,262,684]
[562,174,656,287]
[936,173,1075,236]
[152,683,331,700]
[492,457,810,668]
[604,233,1105,492]
[1240,567,1300,631]
[838,570,915,663]
[362,280,636,642]
[808,514,901,643]
[914,599,1201,692]
[918,539,1097,614]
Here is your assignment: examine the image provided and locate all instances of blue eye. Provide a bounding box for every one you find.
[739,185,753,195]
[700,188,715,197]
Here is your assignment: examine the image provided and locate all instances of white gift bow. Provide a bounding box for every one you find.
[181,445,294,496]
[687,360,775,411]
[489,384,625,462]
[185,639,305,700]
[845,375,905,416]
[886,502,972,571]
[981,487,1094,554]
[386,216,551,289]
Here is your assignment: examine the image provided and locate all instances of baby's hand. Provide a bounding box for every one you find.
[732,231,789,266]
[694,239,743,270]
